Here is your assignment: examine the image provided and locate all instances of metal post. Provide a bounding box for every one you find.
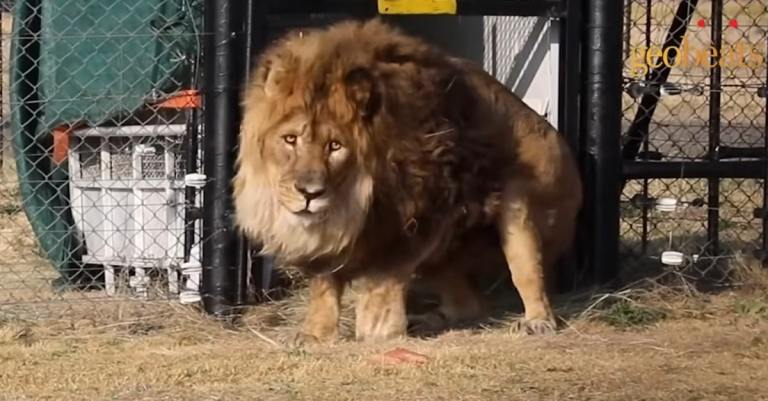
[557,0,585,287]
[558,0,582,156]
[762,38,768,263]
[237,0,272,302]
[0,8,4,170]
[234,0,257,308]
[583,0,624,283]
[706,0,722,256]
[183,107,200,262]
[623,0,631,62]
[202,0,246,317]
[640,0,652,254]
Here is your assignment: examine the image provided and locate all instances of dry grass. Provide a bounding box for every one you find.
[0,260,767,401]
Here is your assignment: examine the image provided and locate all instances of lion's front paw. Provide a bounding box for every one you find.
[510,317,558,336]
[356,317,407,343]
[290,330,338,348]
[356,303,408,342]
[355,278,409,343]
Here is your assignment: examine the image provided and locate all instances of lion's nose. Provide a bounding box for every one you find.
[295,181,326,200]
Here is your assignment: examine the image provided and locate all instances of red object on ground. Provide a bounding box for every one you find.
[378,347,430,365]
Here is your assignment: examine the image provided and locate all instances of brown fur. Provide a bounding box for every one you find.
[233,18,582,343]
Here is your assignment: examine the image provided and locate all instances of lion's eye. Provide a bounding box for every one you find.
[328,140,343,152]
[283,134,297,145]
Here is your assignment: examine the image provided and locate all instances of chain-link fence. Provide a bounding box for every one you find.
[3,0,763,322]
[620,0,768,279]
[0,0,204,320]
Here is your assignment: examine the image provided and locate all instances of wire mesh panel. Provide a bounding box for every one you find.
[621,0,768,275]
[0,1,204,320]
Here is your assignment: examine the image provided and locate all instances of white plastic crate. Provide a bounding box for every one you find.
[68,124,197,298]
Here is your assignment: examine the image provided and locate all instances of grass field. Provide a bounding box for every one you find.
[1,262,768,401]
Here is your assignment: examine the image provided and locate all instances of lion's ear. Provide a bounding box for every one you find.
[255,52,296,97]
[344,67,380,118]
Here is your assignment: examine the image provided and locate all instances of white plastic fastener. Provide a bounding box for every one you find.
[661,251,685,266]
[184,173,207,188]
[180,261,202,270]
[179,291,201,304]
[134,144,157,156]
[655,197,678,212]
[179,261,202,304]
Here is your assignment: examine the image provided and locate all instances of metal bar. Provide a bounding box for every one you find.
[583,0,624,284]
[456,0,563,16]
[0,8,3,170]
[267,0,375,15]
[640,0,652,254]
[202,0,246,317]
[623,161,765,179]
[239,0,271,300]
[234,0,257,307]
[557,0,584,286]
[265,0,564,17]
[182,28,203,264]
[718,146,766,160]
[763,36,768,263]
[707,0,722,256]
[621,0,698,162]
[183,108,199,263]
[558,0,582,157]
[623,0,631,62]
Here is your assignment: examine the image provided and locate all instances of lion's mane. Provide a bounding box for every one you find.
[233,19,502,272]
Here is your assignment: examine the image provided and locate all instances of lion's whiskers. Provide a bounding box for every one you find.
[424,128,456,138]
[443,75,457,93]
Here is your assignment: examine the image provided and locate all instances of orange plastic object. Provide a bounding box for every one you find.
[377,347,430,365]
[52,126,71,165]
[155,89,201,109]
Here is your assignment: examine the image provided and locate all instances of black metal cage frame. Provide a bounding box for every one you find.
[200,0,625,317]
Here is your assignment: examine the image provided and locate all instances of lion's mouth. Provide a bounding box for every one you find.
[290,207,329,226]
[290,198,330,220]
[280,195,331,224]
[294,209,317,217]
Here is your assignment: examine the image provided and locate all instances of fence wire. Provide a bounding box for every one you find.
[0,0,205,320]
[2,0,765,322]
[621,0,768,279]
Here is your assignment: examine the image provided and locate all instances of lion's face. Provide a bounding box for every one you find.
[233,26,383,261]
[260,113,357,224]
[234,98,373,260]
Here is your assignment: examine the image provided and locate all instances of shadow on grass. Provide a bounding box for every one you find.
[398,234,766,339]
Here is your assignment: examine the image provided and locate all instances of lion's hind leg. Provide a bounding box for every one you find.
[498,188,558,335]
[407,268,487,335]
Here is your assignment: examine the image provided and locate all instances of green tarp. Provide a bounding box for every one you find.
[10,0,202,288]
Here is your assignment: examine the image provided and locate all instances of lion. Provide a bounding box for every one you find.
[232,18,583,344]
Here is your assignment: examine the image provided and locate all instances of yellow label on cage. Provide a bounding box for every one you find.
[377,0,457,14]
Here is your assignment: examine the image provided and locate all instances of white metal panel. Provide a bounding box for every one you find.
[68,125,188,297]
[482,16,560,128]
